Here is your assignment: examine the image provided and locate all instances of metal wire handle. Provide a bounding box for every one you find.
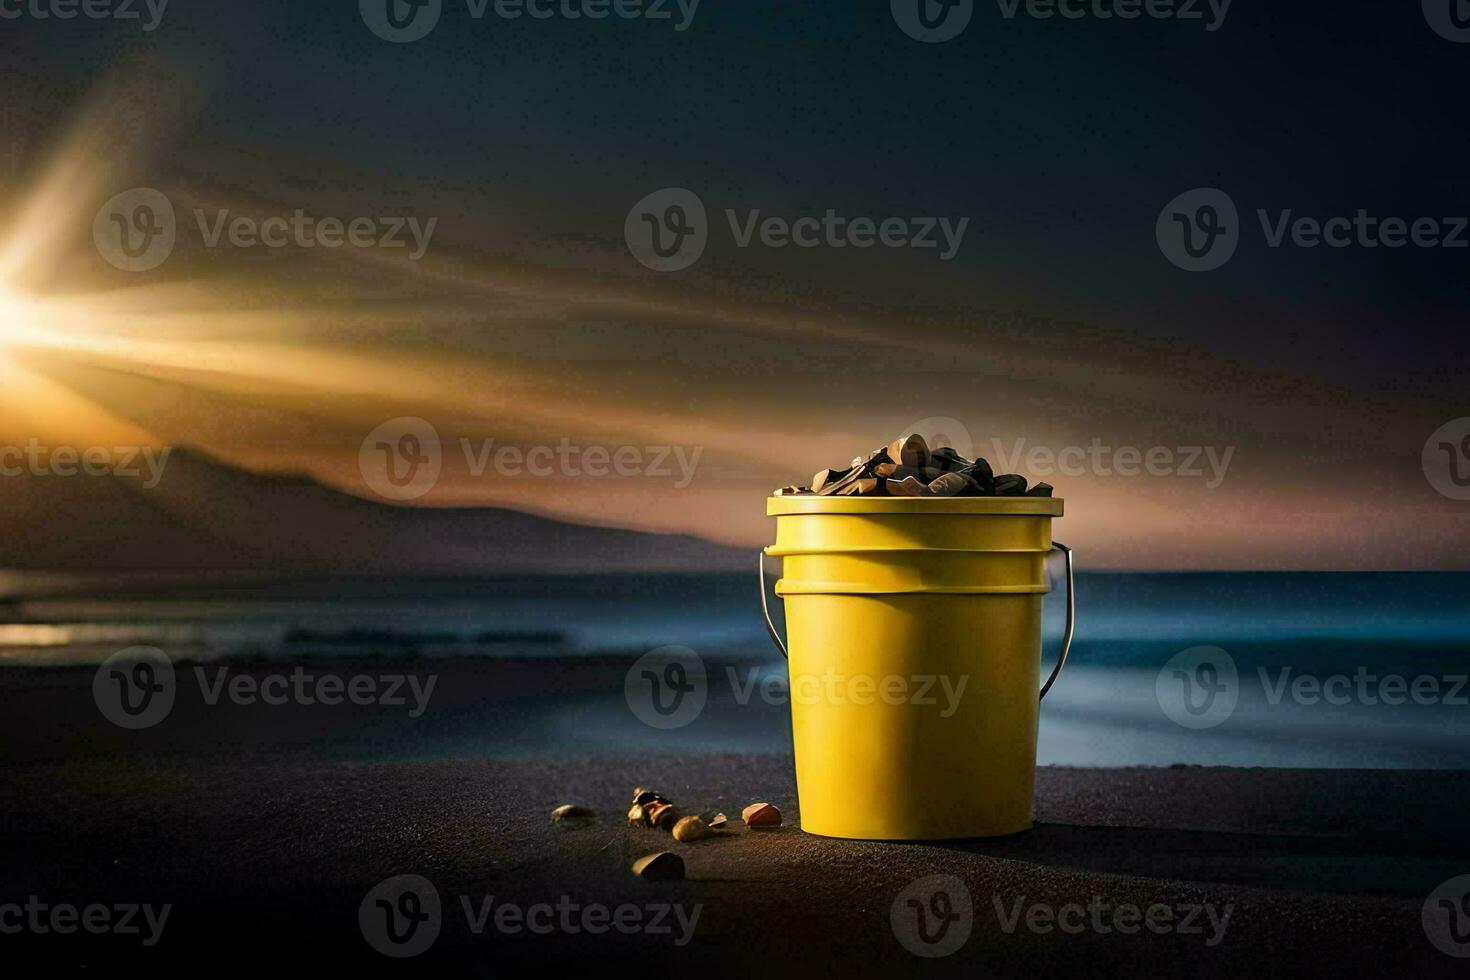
[758,550,788,659]
[1039,541,1074,701]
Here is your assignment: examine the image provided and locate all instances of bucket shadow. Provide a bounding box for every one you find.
[934,821,1470,897]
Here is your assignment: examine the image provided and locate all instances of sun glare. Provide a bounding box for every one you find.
[0,290,33,352]
[0,289,62,355]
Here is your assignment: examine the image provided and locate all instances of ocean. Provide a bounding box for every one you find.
[2,570,1467,769]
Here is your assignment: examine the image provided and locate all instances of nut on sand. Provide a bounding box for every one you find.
[631,852,685,881]
[742,802,781,828]
[629,787,677,827]
[645,801,680,831]
[671,815,715,842]
[551,804,595,824]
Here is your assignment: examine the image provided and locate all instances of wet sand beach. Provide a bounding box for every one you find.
[1,657,1467,975]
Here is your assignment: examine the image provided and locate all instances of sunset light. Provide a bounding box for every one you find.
[0,58,1462,566]
[0,291,29,350]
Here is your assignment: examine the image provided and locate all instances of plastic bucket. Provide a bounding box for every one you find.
[761,496,1073,840]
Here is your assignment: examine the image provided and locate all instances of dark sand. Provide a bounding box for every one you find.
[1,657,1467,976]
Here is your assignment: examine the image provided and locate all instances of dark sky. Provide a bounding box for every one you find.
[0,1,1467,568]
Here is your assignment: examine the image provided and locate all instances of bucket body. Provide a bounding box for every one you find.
[766,496,1064,840]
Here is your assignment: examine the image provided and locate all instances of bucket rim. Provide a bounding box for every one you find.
[767,496,1063,516]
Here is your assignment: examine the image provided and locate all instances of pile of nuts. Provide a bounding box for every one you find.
[549,787,785,881]
[774,432,1054,499]
[628,787,680,831]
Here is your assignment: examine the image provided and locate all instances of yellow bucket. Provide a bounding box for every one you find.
[761,496,1073,840]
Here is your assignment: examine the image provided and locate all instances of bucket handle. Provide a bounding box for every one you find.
[758,542,1076,702]
[1039,542,1074,701]
[758,550,789,659]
